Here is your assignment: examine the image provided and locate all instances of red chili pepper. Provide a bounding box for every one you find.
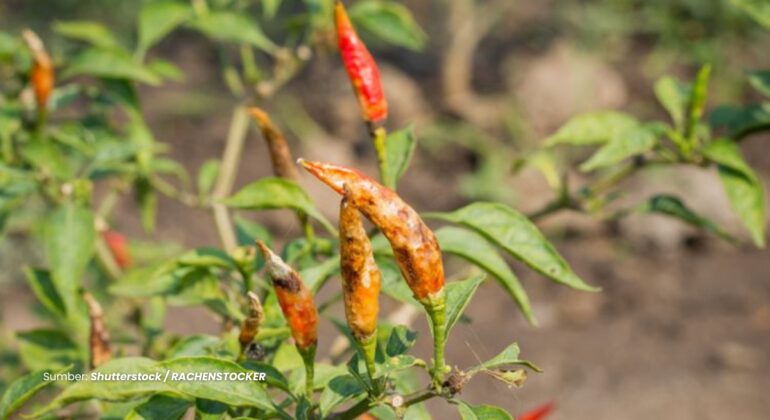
[334,1,388,125]
[83,292,112,369]
[299,159,443,300]
[102,230,132,269]
[22,30,54,111]
[518,402,555,420]
[256,241,318,350]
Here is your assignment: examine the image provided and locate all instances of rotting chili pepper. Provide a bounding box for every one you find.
[248,107,299,180]
[298,159,448,387]
[518,402,555,420]
[340,196,381,383]
[83,292,112,369]
[102,230,132,269]
[21,29,54,112]
[238,291,264,354]
[256,240,318,397]
[334,1,388,126]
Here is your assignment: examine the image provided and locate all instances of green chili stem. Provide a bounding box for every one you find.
[371,126,391,189]
[423,291,447,389]
[359,333,379,394]
[299,345,317,399]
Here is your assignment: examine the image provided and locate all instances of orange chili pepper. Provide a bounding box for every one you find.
[248,107,299,181]
[22,30,54,111]
[256,241,318,350]
[334,1,388,125]
[83,292,112,369]
[299,159,443,300]
[340,196,381,383]
[238,291,264,352]
[102,230,132,269]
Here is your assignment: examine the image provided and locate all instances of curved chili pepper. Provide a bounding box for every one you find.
[334,1,388,125]
[518,402,554,420]
[248,107,299,180]
[256,240,318,397]
[298,159,448,387]
[102,230,132,269]
[238,291,264,352]
[340,196,381,383]
[299,159,444,300]
[83,292,111,369]
[22,30,54,111]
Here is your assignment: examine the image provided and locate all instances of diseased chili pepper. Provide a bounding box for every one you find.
[334,1,388,125]
[339,196,381,383]
[248,107,299,181]
[518,402,555,420]
[256,240,318,397]
[238,291,264,353]
[102,230,132,269]
[22,30,54,112]
[298,159,448,387]
[83,292,111,369]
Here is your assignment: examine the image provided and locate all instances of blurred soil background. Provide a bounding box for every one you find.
[2,0,770,419]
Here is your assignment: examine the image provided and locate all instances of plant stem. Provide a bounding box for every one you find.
[359,334,379,394]
[423,291,447,389]
[299,345,317,400]
[211,105,250,251]
[371,126,391,188]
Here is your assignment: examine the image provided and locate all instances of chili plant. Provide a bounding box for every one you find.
[0,1,767,419]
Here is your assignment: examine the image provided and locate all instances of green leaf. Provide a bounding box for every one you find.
[654,75,688,130]
[0,366,71,420]
[167,270,244,320]
[385,326,418,357]
[377,257,419,306]
[384,126,417,188]
[234,216,272,247]
[16,330,80,371]
[23,267,66,317]
[426,203,598,292]
[189,11,275,52]
[318,375,365,416]
[544,111,638,146]
[702,139,766,247]
[579,125,658,172]
[195,399,227,420]
[457,402,513,420]
[240,361,291,393]
[474,343,540,373]
[166,334,222,358]
[262,0,283,18]
[349,1,427,50]
[636,195,734,242]
[44,204,96,313]
[177,248,236,270]
[444,274,485,337]
[300,255,340,292]
[435,227,535,324]
[710,104,770,139]
[732,0,770,29]
[224,177,335,234]
[138,1,193,53]
[109,265,185,298]
[53,21,120,49]
[686,64,711,140]
[63,48,161,85]
[748,70,770,97]
[147,59,185,82]
[128,394,192,420]
[136,177,158,233]
[197,159,220,196]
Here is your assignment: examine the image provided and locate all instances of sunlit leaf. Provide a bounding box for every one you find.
[426,203,598,292]
[544,111,638,146]
[654,75,689,131]
[444,274,485,337]
[189,11,275,52]
[318,375,365,416]
[748,70,770,97]
[732,0,770,29]
[138,1,193,53]
[473,343,540,373]
[53,21,120,49]
[580,125,658,172]
[457,401,513,420]
[384,126,417,189]
[636,195,734,242]
[63,48,161,85]
[0,366,71,419]
[23,267,66,318]
[349,1,427,50]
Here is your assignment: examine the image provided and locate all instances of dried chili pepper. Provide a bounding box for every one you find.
[298,159,448,386]
[518,402,555,420]
[83,292,111,369]
[256,240,318,397]
[238,291,264,353]
[334,1,388,126]
[102,230,132,269]
[21,30,54,112]
[340,196,381,383]
[248,107,299,180]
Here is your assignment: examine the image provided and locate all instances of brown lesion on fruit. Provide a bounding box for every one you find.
[238,291,264,352]
[83,292,112,369]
